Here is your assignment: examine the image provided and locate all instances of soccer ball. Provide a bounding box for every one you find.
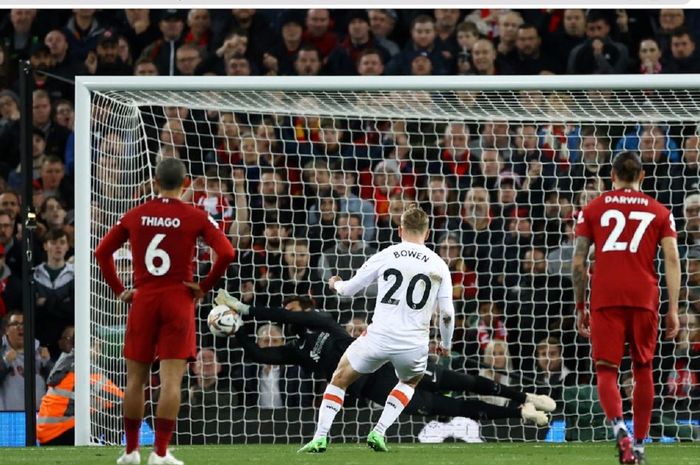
[207,305,243,337]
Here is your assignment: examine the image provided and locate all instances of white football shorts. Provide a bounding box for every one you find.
[345,332,428,381]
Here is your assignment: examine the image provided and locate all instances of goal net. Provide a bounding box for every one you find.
[76,76,700,446]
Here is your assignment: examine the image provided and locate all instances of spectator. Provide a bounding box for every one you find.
[175,43,203,76]
[356,47,385,75]
[120,9,160,60]
[249,169,301,238]
[655,9,686,57]
[34,228,74,358]
[64,9,104,62]
[140,9,185,76]
[375,193,403,250]
[503,24,556,74]
[496,11,523,57]
[549,9,586,67]
[478,340,513,407]
[368,159,402,224]
[54,99,74,132]
[319,212,377,292]
[430,122,480,189]
[302,9,338,59]
[293,44,322,76]
[274,239,322,305]
[85,31,132,76]
[455,21,480,75]
[0,191,20,222]
[44,29,84,81]
[8,127,45,190]
[33,89,70,161]
[471,38,511,75]
[663,27,700,74]
[29,43,72,102]
[534,337,576,402]
[433,9,461,62]
[0,90,21,178]
[683,247,700,304]
[386,15,448,75]
[263,11,304,76]
[226,54,252,76]
[184,9,212,51]
[0,211,20,276]
[421,175,459,245]
[567,10,630,74]
[214,10,272,69]
[637,37,663,74]
[186,348,231,408]
[436,232,477,307]
[681,134,700,193]
[0,243,21,315]
[133,57,159,75]
[328,10,387,74]
[476,298,508,352]
[0,311,52,410]
[680,194,700,252]
[38,196,72,246]
[478,121,514,162]
[547,219,576,281]
[329,159,376,242]
[559,125,611,194]
[34,155,73,210]
[368,9,400,57]
[0,9,40,64]
[476,147,505,195]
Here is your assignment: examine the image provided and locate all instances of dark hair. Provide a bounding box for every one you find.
[518,23,538,34]
[42,155,63,166]
[282,295,315,311]
[296,44,321,60]
[155,158,187,190]
[612,150,643,183]
[43,227,67,243]
[359,47,384,63]
[411,14,435,30]
[586,10,611,26]
[671,26,695,41]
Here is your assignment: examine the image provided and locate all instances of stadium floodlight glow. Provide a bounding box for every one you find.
[76,75,700,446]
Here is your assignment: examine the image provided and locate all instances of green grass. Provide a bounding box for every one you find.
[2,443,699,465]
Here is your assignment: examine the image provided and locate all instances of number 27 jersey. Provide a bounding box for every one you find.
[575,189,677,312]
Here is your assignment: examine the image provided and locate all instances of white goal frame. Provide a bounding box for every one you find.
[74,74,700,446]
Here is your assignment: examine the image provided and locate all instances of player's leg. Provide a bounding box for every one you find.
[298,352,366,453]
[147,287,194,465]
[628,309,659,462]
[367,346,427,451]
[590,307,634,464]
[120,292,159,464]
[150,358,187,464]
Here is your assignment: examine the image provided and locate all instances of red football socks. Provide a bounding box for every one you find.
[154,417,176,457]
[632,363,654,442]
[124,417,142,454]
[596,365,623,420]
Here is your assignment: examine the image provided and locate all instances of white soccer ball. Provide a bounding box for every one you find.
[207,304,242,337]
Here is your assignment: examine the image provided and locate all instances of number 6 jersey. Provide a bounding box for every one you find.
[95,197,234,296]
[575,188,677,312]
[334,242,453,349]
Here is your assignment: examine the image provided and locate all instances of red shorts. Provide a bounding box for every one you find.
[590,306,658,366]
[123,284,196,363]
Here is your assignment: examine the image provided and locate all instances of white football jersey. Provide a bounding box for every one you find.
[334,241,452,349]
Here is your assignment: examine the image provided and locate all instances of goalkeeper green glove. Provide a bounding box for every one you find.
[214,288,250,315]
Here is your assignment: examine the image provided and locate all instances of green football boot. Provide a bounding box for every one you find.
[297,436,328,453]
[367,431,389,452]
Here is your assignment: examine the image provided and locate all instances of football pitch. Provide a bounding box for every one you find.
[2,443,699,465]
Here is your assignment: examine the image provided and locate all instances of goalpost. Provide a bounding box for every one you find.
[75,75,700,446]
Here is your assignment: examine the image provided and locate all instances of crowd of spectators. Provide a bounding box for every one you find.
[0,8,698,441]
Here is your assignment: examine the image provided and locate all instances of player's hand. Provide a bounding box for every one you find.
[214,288,250,315]
[328,276,343,291]
[665,310,680,340]
[576,307,591,339]
[184,282,204,301]
[118,289,135,303]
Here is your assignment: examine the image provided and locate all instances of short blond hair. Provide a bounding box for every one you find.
[401,203,429,234]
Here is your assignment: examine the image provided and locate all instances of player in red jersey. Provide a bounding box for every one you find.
[572,151,680,465]
[95,158,235,465]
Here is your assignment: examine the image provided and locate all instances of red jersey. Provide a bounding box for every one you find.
[575,188,677,312]
[95,197,235,296]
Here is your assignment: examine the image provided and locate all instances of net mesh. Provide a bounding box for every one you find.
[87,87,700,444]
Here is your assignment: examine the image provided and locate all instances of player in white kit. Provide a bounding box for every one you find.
[299,205,455,453]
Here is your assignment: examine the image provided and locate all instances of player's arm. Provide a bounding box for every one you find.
[94,220,130,297]
[249,306,341,332]
[661,236,681,339]
[436,267,455,352]
[198,214,236,293]
[331,253,383,296]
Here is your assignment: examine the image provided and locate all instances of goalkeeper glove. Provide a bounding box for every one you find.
[214,288,250,315]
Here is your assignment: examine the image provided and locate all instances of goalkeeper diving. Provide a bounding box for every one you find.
[214,204,554,453]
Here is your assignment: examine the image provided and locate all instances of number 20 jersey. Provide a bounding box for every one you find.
[362,242,452,349]
[575,188,677,312]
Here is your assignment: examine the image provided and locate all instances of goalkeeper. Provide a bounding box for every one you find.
[215,290,554,425]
